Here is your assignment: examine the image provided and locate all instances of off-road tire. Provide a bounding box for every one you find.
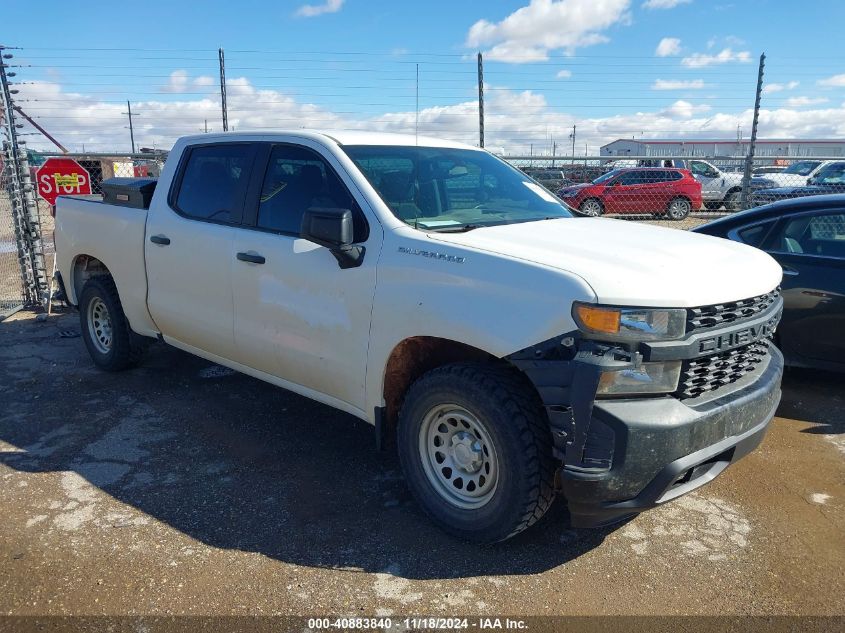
[724,190,742,212]
[397,362,556,543]
[79,276,149,371]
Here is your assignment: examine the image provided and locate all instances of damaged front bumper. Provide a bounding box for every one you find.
[509,317,783,528]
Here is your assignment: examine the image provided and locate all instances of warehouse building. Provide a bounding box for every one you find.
[600,138,845,159]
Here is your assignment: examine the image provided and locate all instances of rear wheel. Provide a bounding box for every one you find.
[79,276,148,371]
[398,363,556,543]
[666,197,691,220]
[579,198,604,217]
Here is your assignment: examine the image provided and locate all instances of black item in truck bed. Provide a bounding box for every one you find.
[101,178,158,209]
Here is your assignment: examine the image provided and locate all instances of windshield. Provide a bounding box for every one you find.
[783,160,821,175]
[593,169,622,184]
[816,163,845,184]
[343,145,573,231]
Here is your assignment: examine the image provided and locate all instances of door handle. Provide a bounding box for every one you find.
[781,264,799,277]
[236,252,266,265]
[149,234,170,246]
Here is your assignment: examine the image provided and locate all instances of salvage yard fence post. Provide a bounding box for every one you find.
[0,45,48,316]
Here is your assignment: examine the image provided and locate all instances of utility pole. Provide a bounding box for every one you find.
[122,100,136,154]
[569,124,576,164]
[218,47,228,132]
[204,119,208,133]
[740,53,765,211]
[552,140,556,168]
[477,52,484,148]
[415,63,419,144]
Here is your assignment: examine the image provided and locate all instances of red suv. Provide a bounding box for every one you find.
[556,167,702,220]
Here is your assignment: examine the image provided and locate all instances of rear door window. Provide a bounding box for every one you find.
[173,144,256,224]
[767,211,845,257]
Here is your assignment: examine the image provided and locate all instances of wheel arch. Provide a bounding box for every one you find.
[70,254,112,304]
[381,336,534,443]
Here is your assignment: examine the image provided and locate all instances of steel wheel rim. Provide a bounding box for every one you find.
[87,297,113,354]
[418,404,499,509]
[581,200,602,216]
[669,199,689,219]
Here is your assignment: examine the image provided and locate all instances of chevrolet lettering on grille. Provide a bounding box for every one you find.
[697,318,777,354]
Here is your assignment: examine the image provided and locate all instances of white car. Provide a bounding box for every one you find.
[753,159,833,189]
[54,131,784,542]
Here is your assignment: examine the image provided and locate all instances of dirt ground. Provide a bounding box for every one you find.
[0,310,843,618]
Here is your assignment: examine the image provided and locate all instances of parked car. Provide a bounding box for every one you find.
[753,165,787,176]
[693,194,844,372]
[751,161,845,206]
[671,159,746,210]
[55,131,783,543]
[557,167,702,220]
[752,159,831,190]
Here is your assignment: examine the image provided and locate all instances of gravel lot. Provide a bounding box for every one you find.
[1,310,843,618]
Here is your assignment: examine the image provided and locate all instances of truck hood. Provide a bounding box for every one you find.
[428,218,782,307]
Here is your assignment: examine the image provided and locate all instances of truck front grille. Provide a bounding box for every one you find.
[687,288,780,332]
[677,340,771,399]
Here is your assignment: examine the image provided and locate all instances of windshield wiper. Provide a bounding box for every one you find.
[425,223,485,233]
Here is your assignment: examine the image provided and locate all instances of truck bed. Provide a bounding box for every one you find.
[54,196,157,337]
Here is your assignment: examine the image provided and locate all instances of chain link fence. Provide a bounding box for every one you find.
[1,151,26,318]
[506,155,845,231]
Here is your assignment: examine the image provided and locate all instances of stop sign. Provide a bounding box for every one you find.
[36,158,92,206]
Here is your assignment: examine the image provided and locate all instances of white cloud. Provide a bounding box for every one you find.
[642,0,691,9]
[295,0,344,18]
[762,81,798,94]
[652,79,704,90]
[17,76,845,156]
[681,47,752,68]
[556,69,573,78]
[662,100,711,118]
[655,37,681,57]
[161,71,216,93]
[818,73,845,87]
[161,70,189,93]
[466,0,632,63]
[785,96,829,107]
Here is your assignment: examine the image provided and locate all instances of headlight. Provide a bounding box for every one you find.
[573,303,686,341]
[597,361,682,396]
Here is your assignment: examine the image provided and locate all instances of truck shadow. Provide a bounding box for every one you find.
[0,318,613,580]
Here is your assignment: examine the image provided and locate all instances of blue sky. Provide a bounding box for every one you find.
[5,0,845,153]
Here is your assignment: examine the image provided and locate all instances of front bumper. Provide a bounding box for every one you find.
[508,300,784,529]
[563,346,782,527]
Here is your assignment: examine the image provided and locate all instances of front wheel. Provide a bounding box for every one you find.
[79,276,148,371]
[724,190,742,212]
[397,363,556,543]
[666,197,691,220]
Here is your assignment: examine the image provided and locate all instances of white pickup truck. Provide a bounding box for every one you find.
[55,131,784,543]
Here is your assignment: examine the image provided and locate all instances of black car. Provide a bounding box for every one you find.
[751,161,845,206]
[693,194,845,372]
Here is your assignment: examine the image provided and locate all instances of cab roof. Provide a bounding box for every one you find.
[178,130,481,150]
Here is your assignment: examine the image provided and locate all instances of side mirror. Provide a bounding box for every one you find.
[301,207,365,269]
[807,177,818,186]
